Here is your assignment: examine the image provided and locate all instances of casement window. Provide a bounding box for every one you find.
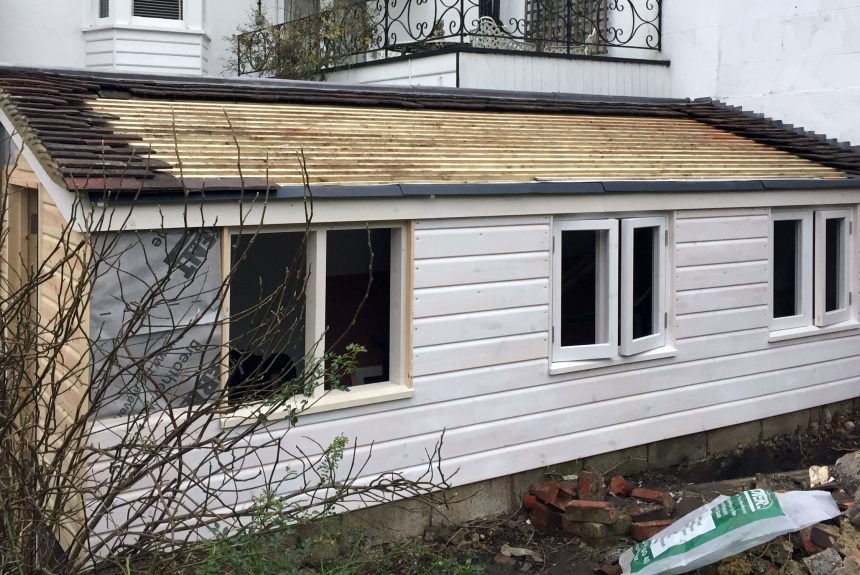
[133,0,183,19]
[227,225,406,408]
[552,216,667,362]
[770,209,853,331]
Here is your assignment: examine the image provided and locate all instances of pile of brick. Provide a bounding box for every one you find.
[523,469,676,545]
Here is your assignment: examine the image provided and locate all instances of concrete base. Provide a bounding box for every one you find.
[318,399,859,543]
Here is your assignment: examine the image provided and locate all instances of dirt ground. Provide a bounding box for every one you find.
[434,412,860,575]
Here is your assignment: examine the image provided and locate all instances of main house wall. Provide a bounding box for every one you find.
[88,205,860,540]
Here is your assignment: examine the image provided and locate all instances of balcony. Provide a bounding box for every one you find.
[236,0,662,78]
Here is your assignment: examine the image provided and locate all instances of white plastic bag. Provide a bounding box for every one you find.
[619,489,840,575]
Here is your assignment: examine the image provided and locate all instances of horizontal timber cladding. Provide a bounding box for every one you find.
[88,209,860,531]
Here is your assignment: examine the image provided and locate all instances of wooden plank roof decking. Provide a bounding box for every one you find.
[0,66,859,194]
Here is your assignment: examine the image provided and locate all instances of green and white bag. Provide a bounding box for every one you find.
[620,489,839,575]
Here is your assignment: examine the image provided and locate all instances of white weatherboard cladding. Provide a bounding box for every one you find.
[89,208,860,542]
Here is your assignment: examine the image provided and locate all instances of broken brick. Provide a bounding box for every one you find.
[562,514,631,539]
[564,500,617,524]
[798,527,824,554]
[593,564,622,575]
[523,493,537,511]
[630,520,674,542]
[531,483,561,508]
[609,476,633,497]
[625,502,669,522]
[809,524,839,549]
[530,501,562,535]
[630,487,674,513]
[578,470,606,501]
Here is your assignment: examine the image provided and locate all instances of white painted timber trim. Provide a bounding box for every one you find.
[768,319,860,343]
[95,190,860,232]
[548,345,677,375]
[0,110,89,231]
[221,382,414,429]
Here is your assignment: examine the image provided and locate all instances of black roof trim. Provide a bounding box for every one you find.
[90,178,860,204]
[324,44,671,75]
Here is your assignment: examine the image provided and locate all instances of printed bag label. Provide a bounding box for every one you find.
[630,489,784,573]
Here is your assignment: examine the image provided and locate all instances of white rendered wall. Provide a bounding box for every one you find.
[0,0,88,69]
[663,0,860,145]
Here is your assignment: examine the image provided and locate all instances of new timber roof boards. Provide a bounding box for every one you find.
[0,66,859,197]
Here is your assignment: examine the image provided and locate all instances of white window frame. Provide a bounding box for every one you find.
[770,210,813,331]
[620,217,667,356]
[552,219,618,362]
[814,209,852,326]
[223,223,409,422]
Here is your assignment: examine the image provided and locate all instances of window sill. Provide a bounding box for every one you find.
[83,23,206,35]
[549,346,677,376]
[768,320,860,343]
[221,382,413,429]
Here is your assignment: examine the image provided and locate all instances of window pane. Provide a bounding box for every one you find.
[631,226,656,339]
[99,0,109,18]
[326,229,391,387]
[825,218,844,312]
[229,232,306,403]
[773,219,800,318]
[560,230,601,346]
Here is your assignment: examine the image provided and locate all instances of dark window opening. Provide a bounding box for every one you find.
[479,0,501,22]
[99,0,109,18]
[228,232,306,404]
[326,229,391,388]
[631,226,656,339]
[773,219,800,318]
[560,230,600,346]
[825,218,844,312]
[133,0,183,19]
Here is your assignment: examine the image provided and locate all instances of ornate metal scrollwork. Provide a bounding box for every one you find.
[237,0,661,76]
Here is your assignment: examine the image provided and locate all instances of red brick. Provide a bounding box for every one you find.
[625,502,669,522]
[523,493,537,511]
[609,476,633,497]
[532,483,560,507]
[593,564,622,575]
[564,500,617,524]
[531,481,577,510]
[630,487,674,513]
[563,514,631,539]
[530,500,562,535]
[630,520,674,542]
[578,470,606,501]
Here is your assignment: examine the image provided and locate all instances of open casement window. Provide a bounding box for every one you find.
[770,211,813,331]
[814,210,852,326]
[620,217,666,356]
[552,219,618,361]
[227,225,405,407]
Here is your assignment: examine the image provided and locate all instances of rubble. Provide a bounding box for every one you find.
[518,447,860,574]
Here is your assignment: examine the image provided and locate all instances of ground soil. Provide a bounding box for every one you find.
[436,414,860,575]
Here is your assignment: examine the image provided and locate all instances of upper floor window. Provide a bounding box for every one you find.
[552,216,667,362]
[133,0,183,20]
[770,209,853,332]
[99,0,110,18]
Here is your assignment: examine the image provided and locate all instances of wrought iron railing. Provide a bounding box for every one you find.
[237,0,661,77]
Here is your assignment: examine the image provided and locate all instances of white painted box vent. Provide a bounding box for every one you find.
[133,0,183,20]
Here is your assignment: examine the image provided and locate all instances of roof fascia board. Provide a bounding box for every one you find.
[90,188,860,232]
[94,178,858,204]
[0,109,89,232]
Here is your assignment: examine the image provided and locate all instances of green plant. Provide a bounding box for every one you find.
[235,1,376,80]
